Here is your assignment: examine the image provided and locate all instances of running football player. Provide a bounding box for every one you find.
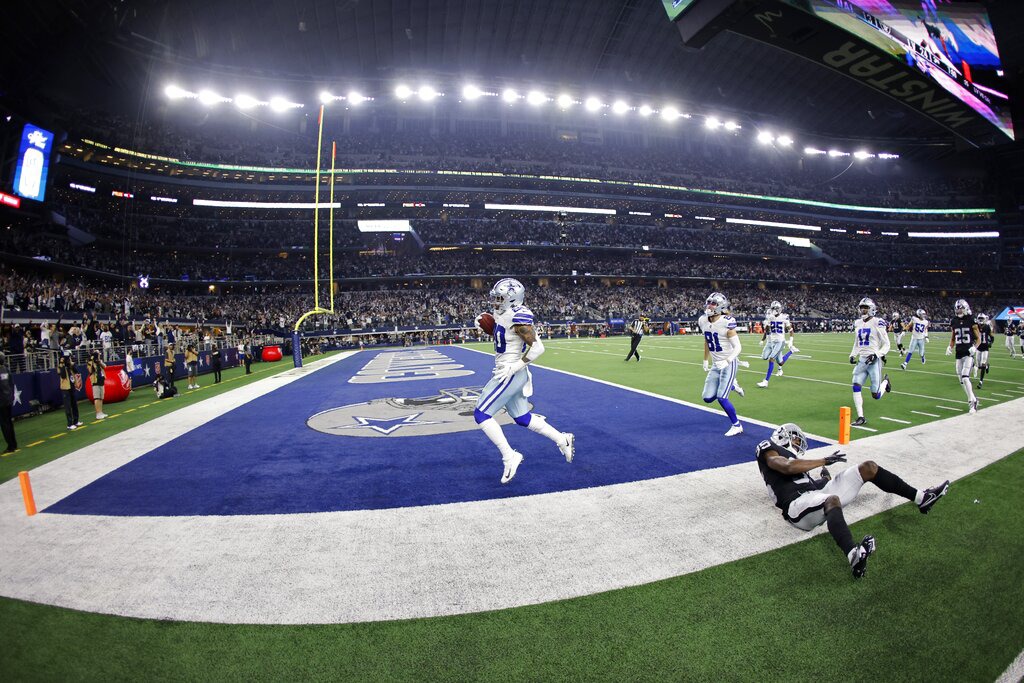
[757,300,798,389]
[850,297,892,426]
[946,299,980,414]
[973,313,994,388]
[891,311,906,355]
[900,308,930,369]
[474,278,575,484]
[698,292,744,436]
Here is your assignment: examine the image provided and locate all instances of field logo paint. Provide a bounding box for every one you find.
[307,386,523,437]
[349,350,474,384]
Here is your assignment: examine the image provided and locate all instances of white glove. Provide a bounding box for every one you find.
[493,359,526,382]
[786,339,795,350]
[714,359,729,370]
[945,346,953,356]
[968,346,977,357]
[737,360,750,368]
[758,339,764,346]
[924,336,930,343]
[702,359,710,372]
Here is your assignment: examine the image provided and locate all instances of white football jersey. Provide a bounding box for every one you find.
[851,316,891,358]
[698,314,738,364]
[764,313,790,342]
[910,316,930,340]
[492,305,534,367]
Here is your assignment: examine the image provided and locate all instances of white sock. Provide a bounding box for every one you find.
[853,391,864,418]
[527,414,564,445]
[479,419,515,460]
[961,377,976,402]
[914,490,924,505]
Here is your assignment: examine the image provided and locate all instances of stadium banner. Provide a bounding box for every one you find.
[728,0,1011,147]
[994,306,1024,321]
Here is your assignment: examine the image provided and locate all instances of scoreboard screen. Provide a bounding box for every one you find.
[13,123,54,203]
[662,0,701,21]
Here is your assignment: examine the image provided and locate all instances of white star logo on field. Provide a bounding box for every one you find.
[332,413,446,435]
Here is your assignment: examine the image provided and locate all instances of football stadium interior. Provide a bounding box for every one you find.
[1,0,1024,680]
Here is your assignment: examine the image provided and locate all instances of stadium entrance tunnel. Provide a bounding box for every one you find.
[44,346,815,516]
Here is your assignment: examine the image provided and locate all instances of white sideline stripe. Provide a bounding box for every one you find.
[911,411,940,418]
[461,347,835,445]
[936,405,962,412]
[991,392,1014,398]
[0,348,1021,625]
[851,425,878,432]
[558,344,998,405]
[879,417,911,424]
[996,647,1024,683]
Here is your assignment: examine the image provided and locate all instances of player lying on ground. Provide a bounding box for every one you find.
[756,423,949,579]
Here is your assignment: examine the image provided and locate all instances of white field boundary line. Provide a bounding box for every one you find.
[852,425,878,432]
[911,410,940,418]
[459,347,836,444]
[553,345,1001,406]
[936,405,963,412]
[990,392,1014,399]
[996,647,1024,683]
[0,351,1021,624]
[879,417,912,424]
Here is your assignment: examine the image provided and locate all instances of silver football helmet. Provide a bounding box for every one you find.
[770,422,808,457]
[489,278,526,314]
[770,301,783,315]
[858,297,877,319]
[891,311,900,320]
[916,308,926,319]
[975,313,989,325]
[705,292,730,318]
[954,299,971,317]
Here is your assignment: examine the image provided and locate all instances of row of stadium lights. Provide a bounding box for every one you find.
[164,82,898,160]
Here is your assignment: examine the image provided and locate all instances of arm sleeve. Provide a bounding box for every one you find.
[724,334,742,362]
[524,337,545,362]
[877,322,891,356]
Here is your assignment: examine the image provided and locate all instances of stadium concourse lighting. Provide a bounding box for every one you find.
[661,106,681,122]
[502,88,519,104]
[526,90,547,106]
[556,93,575,109]
[724,120,740,131]
[234,94,264,110]
[804,146,826,155]
[584,96,603,112]
[269,96,302,112]
[756,130,774,145]
[394,84,413,100]
[638,104,653,117]
[462,84,485,100]
[611,100,630,115]
[776,134,794,146]
[705,116,721,130]
[854,150,874,160]
[198,89,230,106]
[164,84,196,100]
[346,91,368,105]
[828,149,850,157]
[417,85,439,101]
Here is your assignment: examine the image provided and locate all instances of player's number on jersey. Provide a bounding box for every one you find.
[704,331,722,353]
[494,325,507,354]
[915,324,925,333]
[953,327,972,345]
[857,328,871,346]
[770,322,784,335]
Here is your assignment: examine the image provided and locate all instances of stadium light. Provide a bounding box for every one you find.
[319,90,337,105]
[346,91,368,105]
[502,88,519,103]
[828,149,849,157]
[661,106,681,122]
[164,84,196,100]
[804,147,826,155]
[584,96,603,112]
[394,84,413,100]
[853,150,874,160]
[556,93,575,109]
[756,130,774,145]
[463,84,484,100]
[612,100,630,115]
[705,117,721,130]
[638,104,653,117]
[417,85,438,101]
[724,120,740,131]
[878,152,900,160]
[198,89,229,106]
[269,96,302,112]
[235,94,264,110]
[526,90,547,106]
[776,134,794,146]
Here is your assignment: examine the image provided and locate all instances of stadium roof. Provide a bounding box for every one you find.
[3,0,1022,147]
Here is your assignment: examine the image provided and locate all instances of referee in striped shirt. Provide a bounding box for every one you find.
[624,317,649,362]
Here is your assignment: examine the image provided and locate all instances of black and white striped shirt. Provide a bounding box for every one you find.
[629,319,645,336]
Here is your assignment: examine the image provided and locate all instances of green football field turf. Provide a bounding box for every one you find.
[1,335,1022,681]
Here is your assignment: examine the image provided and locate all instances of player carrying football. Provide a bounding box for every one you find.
[474,278,575,484]
[849,297,892,426]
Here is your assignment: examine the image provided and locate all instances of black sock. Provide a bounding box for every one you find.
[872,466,917,501]
[825,507,857,556]
[979,366,986,382]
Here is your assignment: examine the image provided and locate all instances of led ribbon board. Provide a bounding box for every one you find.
[13,124,54,202]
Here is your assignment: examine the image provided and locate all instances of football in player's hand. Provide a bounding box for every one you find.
[476,312,496,335]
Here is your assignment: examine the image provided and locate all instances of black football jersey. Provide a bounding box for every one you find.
[951,315,975,359]
[1009,320,1021,337]
[756,440,818,513]
[978,325,994,350]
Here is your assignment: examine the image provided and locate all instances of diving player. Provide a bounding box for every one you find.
[756,422,950,579]
[474,278,575,484]
[900,308,930,369]
[891,311,906,355]
[946,299,980,414]
[698,292,744,436]
[849,297,892,427]
[757,300,798,388]
[973,313,994,388]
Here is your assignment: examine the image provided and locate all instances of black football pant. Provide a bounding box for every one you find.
[625,333,642,361]
[0,405,15,451]
[63,389,80,427]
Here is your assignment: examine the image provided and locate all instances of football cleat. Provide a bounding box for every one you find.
[724,424,744,437]
[918,480,949,514]
[501,451,524,484]
[852,416,867,426]
[968,399,978,414]
[756,380,769,388]
[921,357,926,365]
[775,369,784,377]
[900,362,908,370]
[850,536,876,579]
[559,433,575,463]
[882,374,892,393]
[733,384,745,398]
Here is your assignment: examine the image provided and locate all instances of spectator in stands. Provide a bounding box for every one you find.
[58,351,82,430]
[0,352,16,453]
[87,350,107,420]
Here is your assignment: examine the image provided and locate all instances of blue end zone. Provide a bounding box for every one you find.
[46,346,823,516]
